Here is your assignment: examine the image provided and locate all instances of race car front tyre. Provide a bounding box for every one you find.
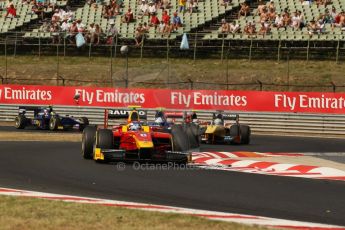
[185,123,200,149]
[240,125,251,145]
[79,117,89,131]
[49,116,61,131]
[82,126,96,159]
[14,115,26,129]
[171,124,190,152]
[96,129,114,149]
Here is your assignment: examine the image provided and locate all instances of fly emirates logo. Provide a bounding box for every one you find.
[170,92,247,108]
[0,87,52,101]
[275,94,345,110]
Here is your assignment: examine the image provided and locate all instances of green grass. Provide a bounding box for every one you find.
[0,195,268,230]
[0,55,344,92]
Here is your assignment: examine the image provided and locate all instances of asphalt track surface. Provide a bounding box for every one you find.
[1,135,345,226]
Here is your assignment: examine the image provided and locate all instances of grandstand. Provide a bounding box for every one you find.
[0,0,345,49]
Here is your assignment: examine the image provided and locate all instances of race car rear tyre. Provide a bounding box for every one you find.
[240,125,251,145]
[96,129,114,149]
[14,115,26,129]
[185,123,200,149]
[229,124,240,137]
[79,117,89,131]
[82,126,96,159]
[49,116,61,131]
[171,124,190,152]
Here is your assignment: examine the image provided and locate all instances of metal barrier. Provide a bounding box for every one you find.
[1,104,345,138]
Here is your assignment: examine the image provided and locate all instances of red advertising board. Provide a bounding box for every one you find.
[1,84,345,114]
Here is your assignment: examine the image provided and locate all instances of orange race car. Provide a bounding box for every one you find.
[81,107,195,163]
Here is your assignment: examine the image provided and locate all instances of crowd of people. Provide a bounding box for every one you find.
[219,0,344,38]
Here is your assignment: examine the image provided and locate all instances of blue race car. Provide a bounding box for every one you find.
[14,106,89,131]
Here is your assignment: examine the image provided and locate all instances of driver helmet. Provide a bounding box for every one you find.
[129,122,141,131]
[214,118,223,125]
[155,116,164,124]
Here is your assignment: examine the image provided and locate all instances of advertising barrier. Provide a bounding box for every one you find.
[1,84,345,114]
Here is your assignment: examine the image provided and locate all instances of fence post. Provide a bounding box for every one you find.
[277,39,281,62]
[88,42,92,59]
[331,81,336,93]
[249,38,253,61]
[110,44,113,86]
[13,32,17,57]
[336,37,340,64]
[38,35,41,59]
[56,44,59,80]
[140,37,144,60]
[0,75,4,84]
[306,38,310,62]
[188,79,193,89]
[226,48,229,90]
[5,37,7,80]
[63,36,66,57]
[193,32,197,61]
[166,38,169,61]
[57,75,65,86]
[256,80,263,91]
[221,34,225,61]
[114,35,118,58]
[287,47,290,91]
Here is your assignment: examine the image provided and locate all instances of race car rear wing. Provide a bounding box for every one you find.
[104,109,147,128]
[222,114,239,121]
[18,106,47,115]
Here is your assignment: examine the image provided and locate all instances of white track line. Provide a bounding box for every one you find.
[0,187,344,229]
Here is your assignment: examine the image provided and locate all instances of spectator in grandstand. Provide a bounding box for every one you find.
[106,21,118,44]
[135,23,145,46]
[268,0,275,10]
[51,9,60,22]
[48,0,57,12]
[162,10,170,24]
[273,13,283,29]
[190,0,198,13]
[321,8,334,24]
[163,20,173,37]
[243,21,256,36]
[332,10,345,30]
[282,8,291,30]
[50,23,60,44]
[220,0,232,7]
[149,12,160,28]
[315,0,332,8]
[60,18,70,32]
[256,0,266,16]
[86,23,95,43]
[291,11,301,30]
[330,6,337,22]
[122,8,134,23]
[143,22,150,32]
[76,19,85,32]
[93,24,102,44]
[40,20,51,32]
[220,18,229,33]
[172,12,182,31]
[4,0,16,18]
[158,20,165,34]
[139,0,149,17]
[259,8,268,23]
[67,21,78,43]
[161,0,171,10]
[229,21,241,33]
[298,10,305,29]
[258,21,271,37]
[31,0,44,20]
[238,2,250,18]
[178,0,186,13]
[267,8,276,22]
[307,19,321,36]
[148,1,156,16]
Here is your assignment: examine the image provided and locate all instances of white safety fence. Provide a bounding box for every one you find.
[1,104,345,138]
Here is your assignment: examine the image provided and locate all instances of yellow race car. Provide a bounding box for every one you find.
[200,112,251,145]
